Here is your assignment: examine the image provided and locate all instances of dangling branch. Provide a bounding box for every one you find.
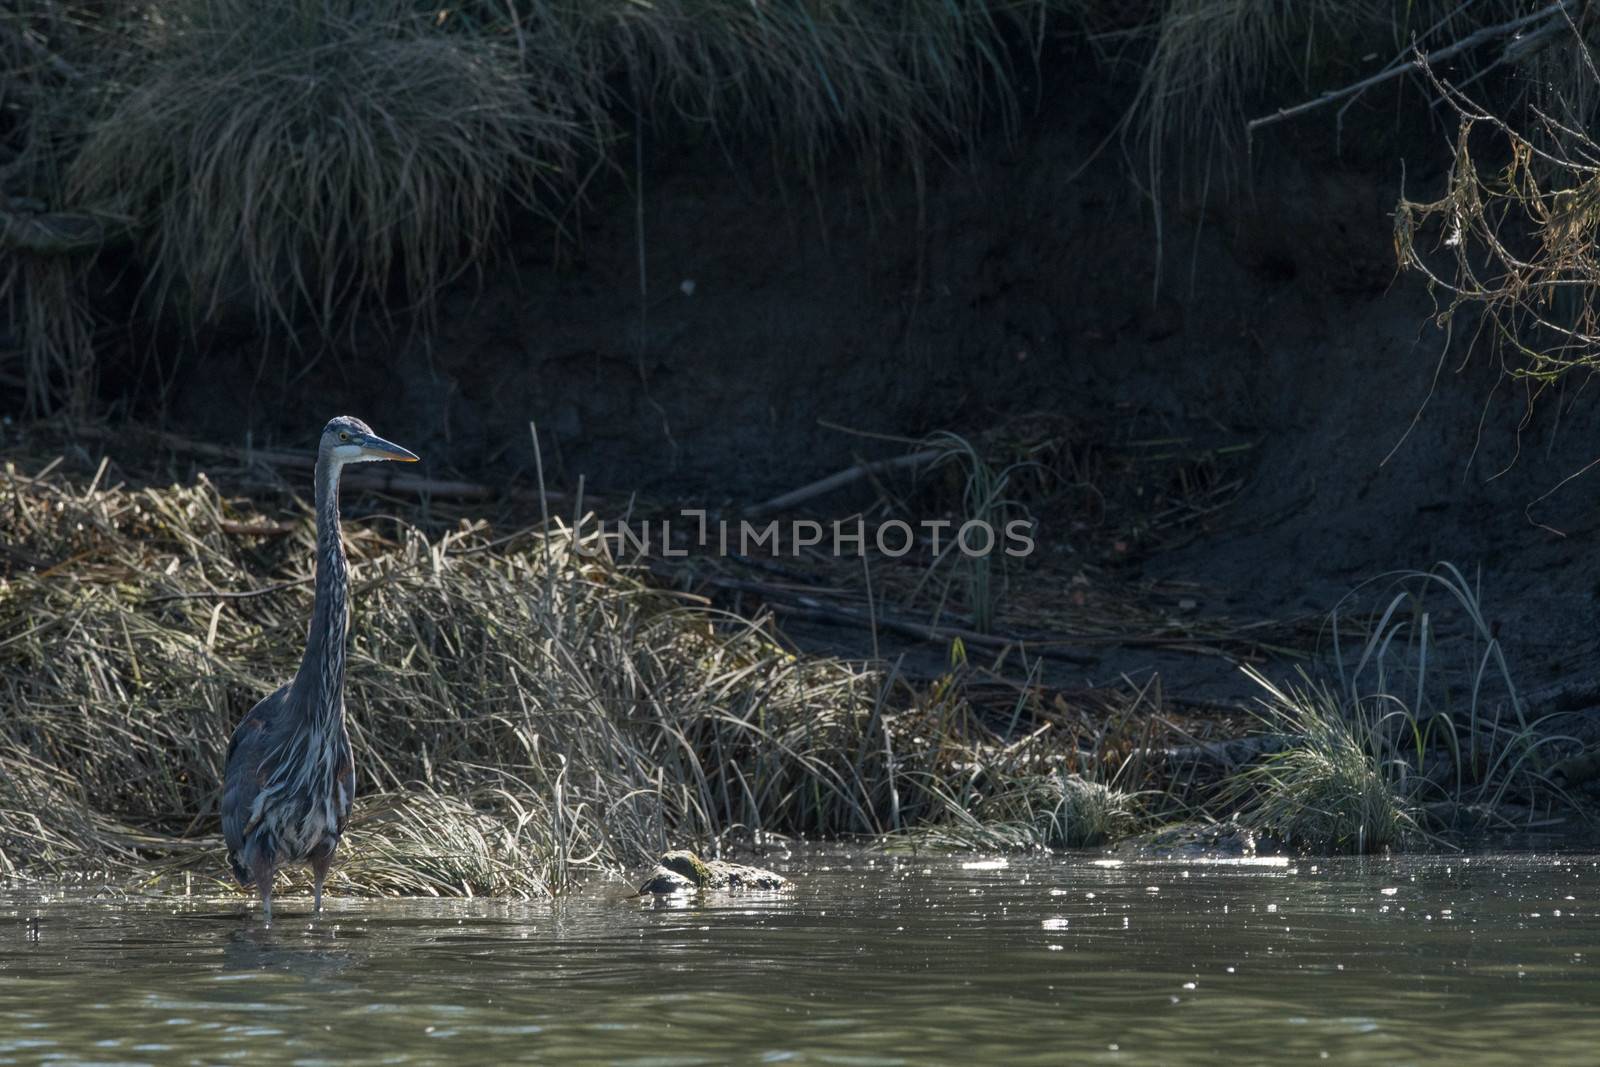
[1248,0,1580,134]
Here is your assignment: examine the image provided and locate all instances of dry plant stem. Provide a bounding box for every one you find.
[749,449,944,516]
[1394,49,1600,386]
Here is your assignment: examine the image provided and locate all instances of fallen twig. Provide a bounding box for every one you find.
[1154,735,1289,772]
[669,567,1100,665]
[218,519,298,537]
[769,599,1101,667]
[145,577,311,605]
[748,448,943,516]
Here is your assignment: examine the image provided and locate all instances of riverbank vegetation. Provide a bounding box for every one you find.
[1,440,1589,893]
[6,1,1600,890]
[0,441,1159,891]
[5,1,1597,414]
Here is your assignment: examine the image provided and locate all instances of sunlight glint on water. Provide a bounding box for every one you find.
[3,851,1600,1064]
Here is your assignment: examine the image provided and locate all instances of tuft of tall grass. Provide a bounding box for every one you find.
[1125,0,1342,176]
[1330,563,1568,811]
[935,769,1142,850]
[1118,1,1548,174]
[1221,564,1574,852]
[1225,667,1419,854]
[2,1,133,417]
[1107,0,1550,282]
[908,430,1036,634]
[68,0,587,338]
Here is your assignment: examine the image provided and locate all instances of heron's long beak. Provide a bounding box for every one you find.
[356,434,419,463]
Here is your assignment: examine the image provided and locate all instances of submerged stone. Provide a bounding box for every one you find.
[637,849,792,894]
[636,865,699,895]
[1110,820,1283,860]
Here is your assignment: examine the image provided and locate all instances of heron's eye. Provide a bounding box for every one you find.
[338,431,349,442]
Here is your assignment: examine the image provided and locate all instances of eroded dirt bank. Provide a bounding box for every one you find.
[83,63,1598,724]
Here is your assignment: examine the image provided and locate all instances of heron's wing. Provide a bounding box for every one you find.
[221,683,290,881]
[333,724,355,836]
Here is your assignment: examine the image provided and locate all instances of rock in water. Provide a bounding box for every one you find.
[1109,820,1282,860]
[637,849,792,895]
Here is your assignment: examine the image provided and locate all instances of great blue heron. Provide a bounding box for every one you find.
[222,416,418,922]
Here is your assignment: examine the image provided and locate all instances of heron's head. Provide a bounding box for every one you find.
[319,416,419,466]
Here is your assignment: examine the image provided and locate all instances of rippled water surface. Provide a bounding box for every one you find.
[4,851,1600,1064]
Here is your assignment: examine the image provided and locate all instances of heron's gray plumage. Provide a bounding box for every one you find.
[221,416,417,922]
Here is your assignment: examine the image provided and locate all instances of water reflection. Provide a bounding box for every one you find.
[219,925,361,981]
[2,853,1600,1064]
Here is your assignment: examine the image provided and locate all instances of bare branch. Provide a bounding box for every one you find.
[1249,0,1578,134]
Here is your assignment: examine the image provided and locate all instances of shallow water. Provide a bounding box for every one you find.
[3,851,1599,1065]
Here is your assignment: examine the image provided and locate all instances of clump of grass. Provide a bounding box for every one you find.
[1117,1,1551,179]
[1220,564,1573,852]
[1226,667,1419,854]
[1106,0,1561,283]
[1330,563,1568,812]
[68,0,585,338]
[970,770,1141,849]
[908,430,1036,635]
[906,766,1143,852]
[332,791,554,899]
[1124,0,1341,174]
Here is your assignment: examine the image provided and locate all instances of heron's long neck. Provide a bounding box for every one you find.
[294,453,348,726]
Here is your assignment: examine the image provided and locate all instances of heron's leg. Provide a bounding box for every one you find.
[311,846,334,914]
[255,867,274,925]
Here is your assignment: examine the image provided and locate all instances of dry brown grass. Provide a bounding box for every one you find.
[0,445,1155,892]
[69,0,588,339]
